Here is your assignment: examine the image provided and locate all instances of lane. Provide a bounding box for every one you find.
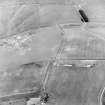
[0,26,62,71]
